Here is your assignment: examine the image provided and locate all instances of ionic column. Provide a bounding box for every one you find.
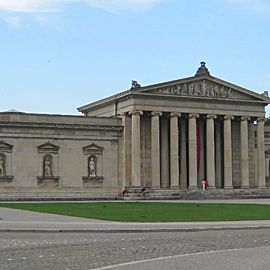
[257,118,266,188]
[223,115,234,189]
[197,120,205,183]
[180,118,187,189]
[121,113,132,187]
[206,114,216,189]
[240,116,250,188]
[151,112,162,188]
[129,110,143,187]
[265,158,270,177]
[215,120,222,188]
[188,113,199,189]
[170,113,181,188]
[161,118,170,188]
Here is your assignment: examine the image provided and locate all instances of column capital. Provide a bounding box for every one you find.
[151,111,162,117]
[240,116,251,121]
[170,112,181,117]
[188,113,199,119]
[224,115,234,120]
[257,117,265,123]
[129,110,143,116]
[206,114,217,119]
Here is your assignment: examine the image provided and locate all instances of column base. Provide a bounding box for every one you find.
[130,186,141,189]
[188,186,198,191]
[257,185,267,189]
[151,186,161,189]
[170,186,180,190]
[224,186,233,190]
[240,185,250,189]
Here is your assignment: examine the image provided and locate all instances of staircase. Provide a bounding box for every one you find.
[121,188,270,201]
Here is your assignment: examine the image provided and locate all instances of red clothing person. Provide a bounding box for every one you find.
[202,179,208,191]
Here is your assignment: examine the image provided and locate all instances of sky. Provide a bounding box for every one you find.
[0,0,270,115]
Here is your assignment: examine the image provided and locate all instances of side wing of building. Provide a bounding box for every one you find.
[0,113,123,199]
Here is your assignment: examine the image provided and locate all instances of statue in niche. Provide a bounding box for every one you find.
[88,155,97,177]
[0,154,5,176]
[43,154,53,177]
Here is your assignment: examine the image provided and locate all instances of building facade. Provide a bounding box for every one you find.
[0,63,269,199]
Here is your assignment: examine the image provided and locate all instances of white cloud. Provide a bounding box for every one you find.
[223,0,270,14]
[84,0,168,13]
[3,15,23,27]
[0,0,168,26]
[0,0,167,13]
[0,0,64,13]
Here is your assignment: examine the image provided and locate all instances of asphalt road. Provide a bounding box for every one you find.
[1,229,270,270]
[104,246,270,270]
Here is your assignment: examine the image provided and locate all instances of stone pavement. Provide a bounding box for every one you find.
[1,199,270,233]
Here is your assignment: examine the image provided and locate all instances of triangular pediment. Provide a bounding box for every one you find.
[83,143,103,155]
[134,77,269,103]
[38,142,59,154]
[77,68,270,115]
[0,141,13,153]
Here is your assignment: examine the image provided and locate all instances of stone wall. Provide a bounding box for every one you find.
[0,112,123,197]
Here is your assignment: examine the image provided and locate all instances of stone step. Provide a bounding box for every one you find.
[1,187,270,201]
[122,188,270,200]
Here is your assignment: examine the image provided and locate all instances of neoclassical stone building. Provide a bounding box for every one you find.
[0,62,269,199]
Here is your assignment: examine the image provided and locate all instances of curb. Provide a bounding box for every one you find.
[1,225,270,233]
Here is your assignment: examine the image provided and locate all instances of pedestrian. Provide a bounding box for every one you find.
[205,179,209,189]
[122,187,129,197]
[202,179,206,191]
[202,179,208,191]
[141,187,146,197]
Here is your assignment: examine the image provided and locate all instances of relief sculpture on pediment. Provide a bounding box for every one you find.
[157,80,234,99]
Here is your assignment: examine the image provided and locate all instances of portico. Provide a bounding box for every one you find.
[122,111,265,190]
[79,62,270,191]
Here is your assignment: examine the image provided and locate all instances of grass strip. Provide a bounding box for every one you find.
[1,202,270,222]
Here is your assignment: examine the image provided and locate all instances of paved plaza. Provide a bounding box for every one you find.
[1,199,270,269]
[1,229,270,270]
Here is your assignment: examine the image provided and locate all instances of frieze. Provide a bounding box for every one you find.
[153,80,234,99]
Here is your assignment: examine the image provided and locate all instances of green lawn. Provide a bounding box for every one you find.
[1,202,270,222]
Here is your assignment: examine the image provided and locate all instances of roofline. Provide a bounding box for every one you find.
[77,75,198,113]
[77,74,270,113]
[0,111,118,120]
